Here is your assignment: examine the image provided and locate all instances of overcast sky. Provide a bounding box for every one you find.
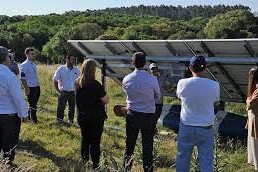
[1,0,257,16]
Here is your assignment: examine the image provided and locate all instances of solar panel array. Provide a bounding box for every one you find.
[68,39,258,103]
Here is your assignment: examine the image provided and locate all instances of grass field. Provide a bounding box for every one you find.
[2,64,256,171]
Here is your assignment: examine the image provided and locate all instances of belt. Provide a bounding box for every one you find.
[195,125,213,129]
[181,122,213,129]
[128,109,154,116]
[0,113,17,117]
[63,91,75,93]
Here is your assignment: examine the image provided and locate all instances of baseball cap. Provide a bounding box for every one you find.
[8,49,14,53]
[149,63,158,70]
[189,56,206,72]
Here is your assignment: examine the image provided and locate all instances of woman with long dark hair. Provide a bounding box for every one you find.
[75,59,109,169]
[246,66,258,170]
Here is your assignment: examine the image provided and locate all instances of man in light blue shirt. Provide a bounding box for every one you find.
[122,52,160,172]
[20,47,40,124]
[0,46,28,162]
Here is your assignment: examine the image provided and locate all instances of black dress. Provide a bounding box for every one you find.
[75,80,107,168]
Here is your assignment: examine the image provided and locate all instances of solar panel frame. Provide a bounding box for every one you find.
[68,39,258,103]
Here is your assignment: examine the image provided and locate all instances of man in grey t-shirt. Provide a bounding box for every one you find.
[176,56,220,172]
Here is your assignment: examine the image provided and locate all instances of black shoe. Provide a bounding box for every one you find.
[93,163,99,169]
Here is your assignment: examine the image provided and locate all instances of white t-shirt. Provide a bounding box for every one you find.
[176,77,220,127]
[53,65,81,91]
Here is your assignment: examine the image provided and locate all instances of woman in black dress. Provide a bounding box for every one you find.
[75,59,109,168]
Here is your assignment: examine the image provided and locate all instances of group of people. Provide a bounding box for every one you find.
[121,53,220,172]
[0,44,257,171]
[0,46,109,169]
[0,47,43,163]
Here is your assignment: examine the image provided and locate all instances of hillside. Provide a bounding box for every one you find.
[0,5,257,63]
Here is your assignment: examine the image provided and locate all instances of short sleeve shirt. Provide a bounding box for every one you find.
[176,77,220,126]
[76,80,107,120]
[53,65,81,91]
[20,59,39,87]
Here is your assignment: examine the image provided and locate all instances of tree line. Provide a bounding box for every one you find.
[0,5,257,63]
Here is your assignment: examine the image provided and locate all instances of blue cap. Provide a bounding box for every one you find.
[189,56,206,72]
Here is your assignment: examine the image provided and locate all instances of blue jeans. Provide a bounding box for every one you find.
[176,122,214,172]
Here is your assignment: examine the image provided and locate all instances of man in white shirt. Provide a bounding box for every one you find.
[20,47,40,124]
[149,63,164,125]
[176,56,220,172]
[0,46,28,162]
[53,55,81,124]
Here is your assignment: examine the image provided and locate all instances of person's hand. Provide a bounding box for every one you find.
[57,90,62,96]
[22,117,29,122]
[247,96,254,103]
[25,88,30,95]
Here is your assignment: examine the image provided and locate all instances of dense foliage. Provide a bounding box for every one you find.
[0,5,257,63]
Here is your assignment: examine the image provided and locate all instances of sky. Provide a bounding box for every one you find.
[1,0,257,16]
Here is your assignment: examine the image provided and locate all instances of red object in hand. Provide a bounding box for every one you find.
[113,105,128,117]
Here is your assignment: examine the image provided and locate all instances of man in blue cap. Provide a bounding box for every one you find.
[176,56,220,172]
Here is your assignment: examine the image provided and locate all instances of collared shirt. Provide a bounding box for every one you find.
[0,64,28,118]
[20,59,39,87]
[122,69,161,113]
[176,77,220,127]
[53,65,81,91]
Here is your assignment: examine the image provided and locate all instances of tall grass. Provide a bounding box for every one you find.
[8,64,254,171]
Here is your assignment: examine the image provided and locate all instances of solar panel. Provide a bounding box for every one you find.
[68,39,258,103]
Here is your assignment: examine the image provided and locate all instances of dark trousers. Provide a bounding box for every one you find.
[0,114,21,161]
[123,110,156,172]
[155,104,163,124]
[27,86,40,123]
[57,91,75,122]
[78,116,104,168]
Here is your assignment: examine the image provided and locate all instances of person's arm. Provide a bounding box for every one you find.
[8,76,28,118]
[214,82,221,111]
[21,78,30,95]
[122,77,126,92]
[101,95,109,104]
[249,90,258,109]
[53,80,61,95]
[20,64,30,95]
[53,68,61,95]
[176,80,182,99]
[96,81,109,104]
[153,77,161,101]
[14,63,20,76]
